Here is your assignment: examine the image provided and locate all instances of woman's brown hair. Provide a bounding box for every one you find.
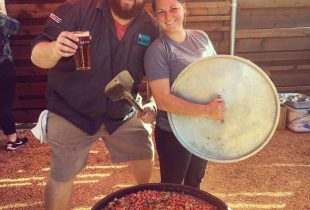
[151,0,185,11]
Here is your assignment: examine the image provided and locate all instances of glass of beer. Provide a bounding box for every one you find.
[72,31,91,70]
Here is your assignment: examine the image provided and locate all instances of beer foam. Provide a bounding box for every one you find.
[72,31,90,37]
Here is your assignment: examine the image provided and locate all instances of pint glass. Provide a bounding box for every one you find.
[72,31,91,70]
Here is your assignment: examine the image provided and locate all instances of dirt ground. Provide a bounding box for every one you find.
[0,129,309,210]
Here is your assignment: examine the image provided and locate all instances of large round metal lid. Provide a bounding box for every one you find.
[168,55,280,163]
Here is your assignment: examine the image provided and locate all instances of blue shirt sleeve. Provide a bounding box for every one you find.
[0,13,20,36]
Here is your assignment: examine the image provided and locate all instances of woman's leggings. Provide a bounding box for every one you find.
[0,59,16,135]
[154,125,208,188]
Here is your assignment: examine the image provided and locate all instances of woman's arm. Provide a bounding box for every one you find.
[149,78,224,121]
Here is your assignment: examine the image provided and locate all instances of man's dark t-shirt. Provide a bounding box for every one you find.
[33,0,159,134]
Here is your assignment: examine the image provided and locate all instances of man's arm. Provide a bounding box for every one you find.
[31,31,79,69]
[31,41,62,69]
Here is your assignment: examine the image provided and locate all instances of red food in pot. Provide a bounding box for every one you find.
[102,190,218,210]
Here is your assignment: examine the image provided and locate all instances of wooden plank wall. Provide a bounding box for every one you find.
[5,0,63,123]
[4,0,310,123]
[6,0,230,123]
[235,0,310,95]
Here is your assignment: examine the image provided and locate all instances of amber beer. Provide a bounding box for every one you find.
[73,31,91,70]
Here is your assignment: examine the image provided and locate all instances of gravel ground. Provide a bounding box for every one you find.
[0,129,309,210]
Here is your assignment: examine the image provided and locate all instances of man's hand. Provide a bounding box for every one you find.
[31,31,80,69]
[137,106,156,124]
[54,31,79,58]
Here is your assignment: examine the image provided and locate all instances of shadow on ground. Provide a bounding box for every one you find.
[0,129,309,210]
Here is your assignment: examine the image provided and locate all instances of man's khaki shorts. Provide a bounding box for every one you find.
[46,112,154,182]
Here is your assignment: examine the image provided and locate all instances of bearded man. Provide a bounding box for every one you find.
[31,0,159,209]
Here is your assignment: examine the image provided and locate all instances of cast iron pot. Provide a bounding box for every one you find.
[92,183,231,210]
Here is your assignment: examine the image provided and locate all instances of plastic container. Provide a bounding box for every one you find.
[283,93,310,109]
[286,105,310,132]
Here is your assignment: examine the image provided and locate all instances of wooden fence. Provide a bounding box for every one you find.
[235,0,310,94]
[4,0,310,123]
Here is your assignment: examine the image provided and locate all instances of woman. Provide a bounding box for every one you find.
[0,4,28,150]
[144,0,224,188]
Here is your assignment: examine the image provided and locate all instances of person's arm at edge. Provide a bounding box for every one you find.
[0,0,7,15]
[0,14,20,36]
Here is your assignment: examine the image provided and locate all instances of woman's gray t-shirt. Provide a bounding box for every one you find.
[144,29,216,132]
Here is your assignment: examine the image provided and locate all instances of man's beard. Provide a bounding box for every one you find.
[108,0,145,19]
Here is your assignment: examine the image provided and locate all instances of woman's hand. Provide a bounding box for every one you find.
[204,97,225,121]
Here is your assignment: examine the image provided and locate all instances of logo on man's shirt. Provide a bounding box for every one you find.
[49,13,62,24]
[137,33,151,47]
